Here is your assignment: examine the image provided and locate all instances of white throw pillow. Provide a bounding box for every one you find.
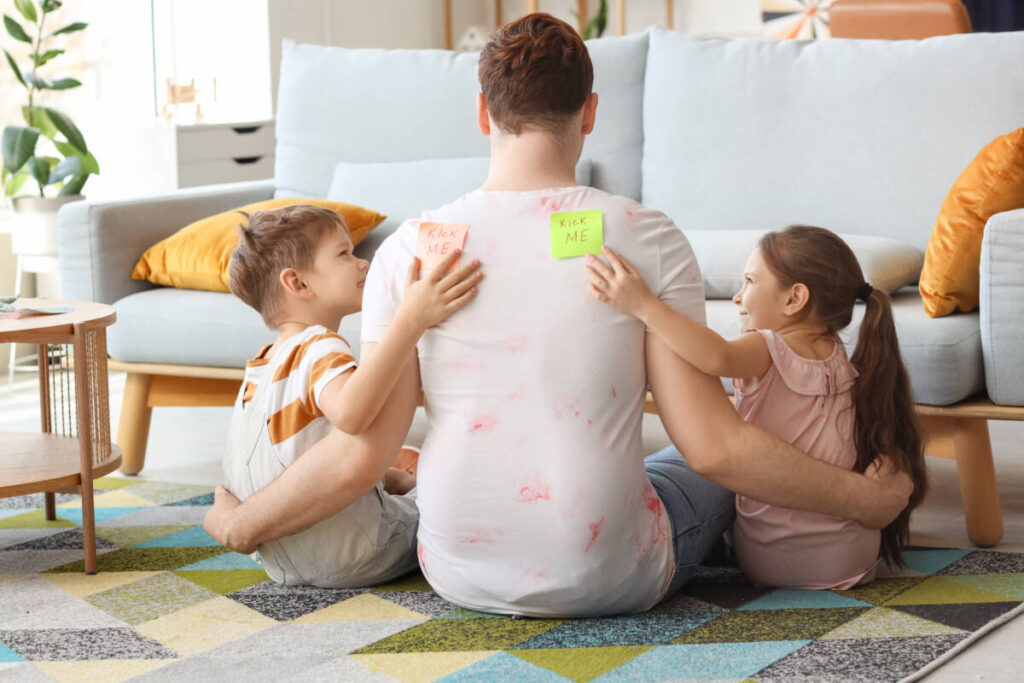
[327,156,593,241]
[686,230,925,299]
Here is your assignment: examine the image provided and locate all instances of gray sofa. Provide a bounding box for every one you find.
[59,29,1024,545]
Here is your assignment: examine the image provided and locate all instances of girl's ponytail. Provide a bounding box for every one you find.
[850,288,927,567]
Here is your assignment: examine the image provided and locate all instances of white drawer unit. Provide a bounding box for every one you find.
[174,121,275,188]
[116,120,276,195]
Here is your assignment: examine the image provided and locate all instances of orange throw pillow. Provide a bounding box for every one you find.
[132,198,385,293]
[920,128,1024,317]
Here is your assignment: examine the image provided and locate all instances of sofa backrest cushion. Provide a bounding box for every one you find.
[274,33,648,202]
[687,229,924,299]
[642,28,1024,250]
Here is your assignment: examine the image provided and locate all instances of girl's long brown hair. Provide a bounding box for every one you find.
[758,226,927,567]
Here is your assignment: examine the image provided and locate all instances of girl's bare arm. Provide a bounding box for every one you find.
[586,246,771,379]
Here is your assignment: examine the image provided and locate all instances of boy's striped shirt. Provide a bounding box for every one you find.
[239,325,356,467]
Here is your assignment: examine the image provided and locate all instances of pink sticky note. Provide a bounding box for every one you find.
[416,222,469,271]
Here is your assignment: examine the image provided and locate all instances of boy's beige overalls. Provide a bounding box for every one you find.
[223,366,420,588]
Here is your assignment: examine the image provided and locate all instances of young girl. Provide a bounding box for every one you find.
[585,225,927,589]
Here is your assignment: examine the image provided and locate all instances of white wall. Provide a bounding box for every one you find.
[267,0,761,111]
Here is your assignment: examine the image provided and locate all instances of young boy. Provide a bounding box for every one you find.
[220,204,481,588]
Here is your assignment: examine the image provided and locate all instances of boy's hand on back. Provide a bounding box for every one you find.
[586,246,657,320]
[401,250,483,330]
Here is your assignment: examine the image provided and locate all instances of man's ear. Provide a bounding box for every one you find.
[783,283,811,317]
[581,92,598,136]
[280,268,313,300]
[476,93,491,136]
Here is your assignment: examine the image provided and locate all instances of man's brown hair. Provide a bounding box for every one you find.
[478,12,593,135]
[228,205,348,327]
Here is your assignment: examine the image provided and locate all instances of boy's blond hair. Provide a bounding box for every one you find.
[228,204,349,327]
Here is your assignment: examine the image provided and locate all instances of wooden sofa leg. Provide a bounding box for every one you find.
[951,417,1003,547]
[117,372,153,475]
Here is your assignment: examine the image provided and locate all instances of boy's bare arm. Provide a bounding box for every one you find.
[320,252,480,434]
[646,333,912,529]
[204,347,421,553]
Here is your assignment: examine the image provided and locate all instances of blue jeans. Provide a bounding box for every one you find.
[645,446,736,600]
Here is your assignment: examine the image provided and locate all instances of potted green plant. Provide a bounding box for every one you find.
[2,0,96,259]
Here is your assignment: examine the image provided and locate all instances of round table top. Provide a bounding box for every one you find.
[0,298,116,339]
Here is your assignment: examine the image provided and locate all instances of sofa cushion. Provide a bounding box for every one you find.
[130,198,386,293]
[687,230,924,299]
[706,289,983,405]
[643,28,1024,250]
[920,127,1024,318]
[274,33,647,201]
[109,288,367,368]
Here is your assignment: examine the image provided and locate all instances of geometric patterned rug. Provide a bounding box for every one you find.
[2,478,1023,683]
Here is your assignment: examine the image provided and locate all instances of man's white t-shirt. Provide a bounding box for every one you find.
[361,185,704,617]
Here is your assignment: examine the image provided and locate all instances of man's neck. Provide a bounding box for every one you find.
[480,130,580,192]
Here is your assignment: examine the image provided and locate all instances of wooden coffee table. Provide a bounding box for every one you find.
[0,298,121,573]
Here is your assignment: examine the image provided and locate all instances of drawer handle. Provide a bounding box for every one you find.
[231,126,261,134]
[232,156,263,165]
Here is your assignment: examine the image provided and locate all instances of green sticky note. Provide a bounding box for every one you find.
[550,210,604,259]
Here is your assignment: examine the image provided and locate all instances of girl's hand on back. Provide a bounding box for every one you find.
[402,250,483,329]
[586,246,656,319]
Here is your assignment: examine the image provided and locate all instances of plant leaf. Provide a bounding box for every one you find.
[4,14,32,43]
[49,154,81,184]
[14,0,36,25]
[80,151,99,175]
[52,140,98,175]
[59,172,87,196]
[52,21,86,36]
[24,73,50,89]
[22,106,56,138]
[41,108,87,153]
[27,156,50,189]
[42,0,63,13]
[4,169,30,197]
[32,48,63,67]
[1,126,39,172]
[53,139,78,156]
[47,77,81,90]
[4,49,25,86]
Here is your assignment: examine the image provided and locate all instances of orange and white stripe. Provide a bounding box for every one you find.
[239,325,356,467]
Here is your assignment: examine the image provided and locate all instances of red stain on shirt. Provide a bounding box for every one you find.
[515,475,552,502]
[460,529,497,545]
[643,482,669,547]
[626,210,634,217]
[636,537,650,562]
[468,415,499,433]
[585,518,605,552]
[417,542,429,577]
[611,386,617,398]
[507,384,528,401]
[443,359,487,376]
[587,419,593,425]
[498,335,531,352]
[539,197,548,207]
[524,568,551,582]
[554,398,582,420]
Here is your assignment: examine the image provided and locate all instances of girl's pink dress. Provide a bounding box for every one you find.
[732,329,880,589]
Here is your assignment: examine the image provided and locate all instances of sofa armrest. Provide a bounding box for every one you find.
[57,179,276,305]
[980,207,1024,406]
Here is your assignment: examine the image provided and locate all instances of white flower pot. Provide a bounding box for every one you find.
[10,195,83,257]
